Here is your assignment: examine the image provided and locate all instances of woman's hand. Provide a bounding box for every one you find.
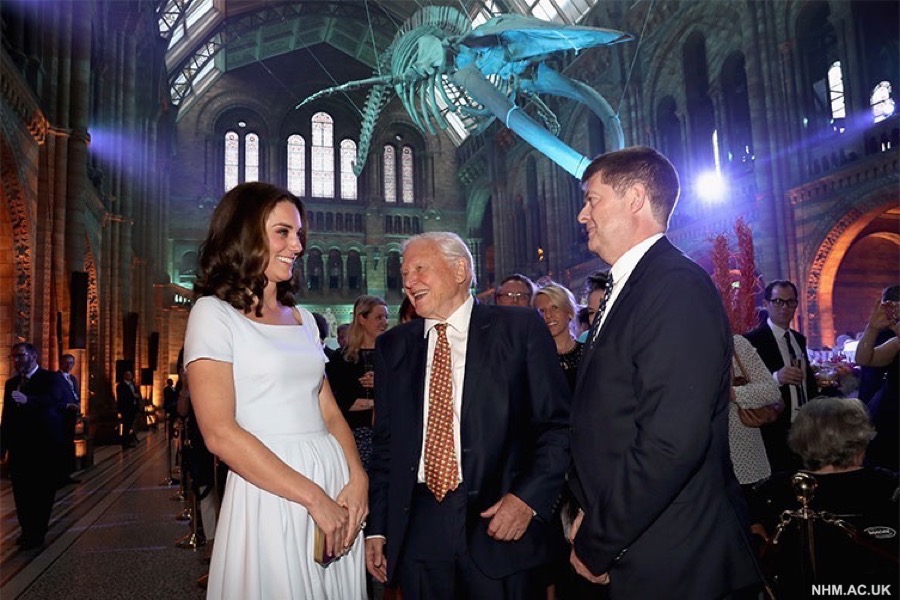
[336,474,369,549]
[349,398,375,412]
[358,371,375,390]
[868,299,890,330]
[307,489,351,558]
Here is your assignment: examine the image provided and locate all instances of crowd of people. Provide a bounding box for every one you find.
[3,147,896,598]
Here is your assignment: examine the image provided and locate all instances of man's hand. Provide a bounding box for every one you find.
[479,493,534,541]
[569,509,610,585]
[11,391,26,405]
[775,364,803,386]
[365,537,388,583]
[570,547,610,585]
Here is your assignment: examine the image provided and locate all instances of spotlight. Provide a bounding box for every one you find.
[695,171,728,203]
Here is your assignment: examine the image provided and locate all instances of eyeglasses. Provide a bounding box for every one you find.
[768,298,798,309]
[497,292,531,303]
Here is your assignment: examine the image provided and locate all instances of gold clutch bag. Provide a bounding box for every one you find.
[313,525,338,566]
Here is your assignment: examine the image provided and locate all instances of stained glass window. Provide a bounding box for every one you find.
[340,139,358,200]
[312,112,334,198]
[245,132,259,182]
[383,145,396,203]
[401,146,414,204]
[287,134,305,196]
[224,130,239,191]
[871,81,895,123]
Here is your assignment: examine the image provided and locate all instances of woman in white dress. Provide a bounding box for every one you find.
[184,182,367,599]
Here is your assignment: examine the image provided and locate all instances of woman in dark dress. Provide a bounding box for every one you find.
[324,295,388,470]
[533,282,583,391]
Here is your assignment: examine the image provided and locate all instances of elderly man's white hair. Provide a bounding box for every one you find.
[402,232,476,288]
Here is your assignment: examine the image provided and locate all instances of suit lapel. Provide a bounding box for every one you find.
[461,302,490,425]
[407,322,428,434]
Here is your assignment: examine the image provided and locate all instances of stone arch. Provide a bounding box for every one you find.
[805,196,898,347]
[0,128,32,344]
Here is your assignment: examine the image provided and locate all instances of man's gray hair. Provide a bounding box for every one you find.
[402,232,476,288]
[788,396,876,470]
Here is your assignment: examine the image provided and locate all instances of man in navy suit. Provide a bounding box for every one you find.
[58,352,81,485]
[568,147,762,598]
[1,343,69,549]
[744,280,819,473]
[366,232,571,599]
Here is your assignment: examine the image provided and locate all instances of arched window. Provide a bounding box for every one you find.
[383,145,397,203]
[311,112,334,198]
[224,130,239,191]
[401,146,414,203]
[340,139,358,200]
[287,134,306,196]
[245,133,259,182]
[224,129,260,191]
[828,61,846,128]
[871,81,895,123]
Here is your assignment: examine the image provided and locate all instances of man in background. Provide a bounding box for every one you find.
[1,343,69,549]
[744,280,819,472]
[116,370,141,449]
[494,273,535,307]
[58,353,81,485]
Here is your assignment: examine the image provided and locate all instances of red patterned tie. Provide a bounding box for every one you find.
[424,323,458,501]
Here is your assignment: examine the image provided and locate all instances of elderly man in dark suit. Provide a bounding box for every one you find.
[568,147,762,599]
[744,279,819,472]
[366,232,571,600]
[1,342,69,549]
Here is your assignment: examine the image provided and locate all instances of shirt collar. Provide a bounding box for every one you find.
[767,318,789,338]
[610,233,664,287]
[23,364,39,379]
[424,295,474,337]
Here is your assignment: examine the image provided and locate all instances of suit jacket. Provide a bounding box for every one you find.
[1,368,69,468]
[369,301,571,581]
[60,372,79,403]
[743,323,818,418]
[570,238,760,599]
[116,380,140,415]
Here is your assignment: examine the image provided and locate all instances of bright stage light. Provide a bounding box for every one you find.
[695,171,728,202]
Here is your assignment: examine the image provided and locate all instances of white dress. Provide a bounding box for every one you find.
[184,296,365,600]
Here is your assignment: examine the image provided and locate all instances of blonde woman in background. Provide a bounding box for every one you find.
[325,295,388,470]
[533,283,583,392]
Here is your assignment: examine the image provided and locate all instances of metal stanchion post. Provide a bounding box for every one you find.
[176,466,192,521]
[176,481,206,550]
[171,420,186,501]
[160,415,179,486]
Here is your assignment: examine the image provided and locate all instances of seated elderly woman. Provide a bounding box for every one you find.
[751,397,898,595]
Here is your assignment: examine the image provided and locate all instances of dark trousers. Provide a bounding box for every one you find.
[11,461,58,545]
[396,484,542,600]
[120,409,137,447]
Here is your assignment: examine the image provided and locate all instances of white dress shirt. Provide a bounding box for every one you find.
[417,295,473,484]
[596,233,664,333]
[766,318,807,422]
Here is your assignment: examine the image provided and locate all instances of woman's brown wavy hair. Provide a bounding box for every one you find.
[193,182,307,317]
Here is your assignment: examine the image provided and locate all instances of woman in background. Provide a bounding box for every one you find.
[326,295,388,470]
[184,182,366,599]
[730,335,781,489]
[533,282,583,391]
